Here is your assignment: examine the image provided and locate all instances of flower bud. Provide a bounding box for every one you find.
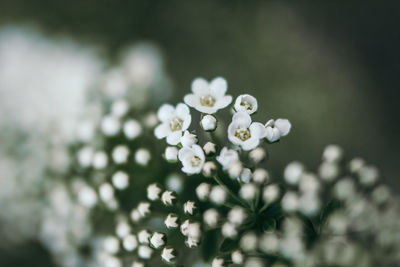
[201,115,217,131]
[164,146,178,162]
[202,161,217,177]
[203,141,216,156]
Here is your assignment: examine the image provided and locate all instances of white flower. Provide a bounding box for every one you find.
[130,209,141,222]
[262,184,280,204]
[231,250,244,265]
[284,161,304,185]
[161,190,177,205]
[112,171,129,190]
[203,208,220,228]
[319,162,339,182]
[216,147,239,169]
[185,236,199,248]
[111,99,129,117]
[187,222,202,240]
[281,191,299,212]
[178,144,205,174]
[359,165,379,186]
[150,232,166,249]
[164,214,179,229]
[104,236,120,254]
[123,119,142,140]
[210,185,227,205]
[212,257,226,267]
[228,161,243,179]
[201,115,217,131]
[202,161,217,177]
[112,145,130,164]
[137,202,151,217]
[196,183,211,201]
[101,115,121,136]
[181,130,198,147]
[184,77,232,114]
[180,219,190,236]
[234,94,258,114]
[78,146,94,167]
[138,230,151,244]
[259,233,280,253]
[116,220,131,238]
[164,146,178,162]
[99,183,115,202]
[104,256,122,267]
[228,112,265,151]
[138,245,153,259]
[222,222,237,238]
[77,186,97,208]
[123,235,138,251]
[183,201,197,215]
[147,183,162,201]
[154,103,191,145]
[161,247,176,263]
[240,232,258,252]
[264,118,291,142]
[249,147,266,163]
[253,168,269,184]
[240,168,252,183]
[203,141,216,155]
[135,148,151,166]
[239,183,258,201]
[92,151,108,169]
[228,206,247,226]
[323,145,343,163]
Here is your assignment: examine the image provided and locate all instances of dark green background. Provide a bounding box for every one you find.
[0,1,399,266]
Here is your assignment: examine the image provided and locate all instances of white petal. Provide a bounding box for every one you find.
[241,137,260,151]
[181,114,192,131]
[178,147,194,161]
[157,104,175,122]
[227,122,242,145]
[275,119,291,136]
[192,144,205,161]
[175,103,190,117]
[167,131,182,145]
[232,111,252,127]
[183,94,199,108]
[249,122,266,139]
[265,127,280,142]
[265,119,274,127]
[215,95,233,110]
[191,78,209,95]
[154,123,170,139]
[210,77,227,97]
[196,105,218,114]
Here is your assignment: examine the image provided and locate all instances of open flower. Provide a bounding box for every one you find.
[154,103,191,145]
[234,94,258,114]
[178,144,205,174]
[216,147,239,169]
[228,112,265,151]
[264,118,291,142]
[184,77,232,114]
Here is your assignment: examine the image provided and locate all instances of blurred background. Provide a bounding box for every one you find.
[0,1,399,266]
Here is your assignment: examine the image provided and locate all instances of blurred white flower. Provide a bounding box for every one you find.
[154,103,191,145]
[209,185,227,205]
[284,161,304,185]
[112,145,130,164]
[164,214,179,229]
[123,119,142,140]
[122,234,138,251]
[228,112,265,150]
[201,115,217,131]
[112,171,129,190]
[135,148,151,166]
[138,245,153,259]
[178,145,205,174]
[234,94,258,114]
[184,77,232,114]
[150,232,166,249]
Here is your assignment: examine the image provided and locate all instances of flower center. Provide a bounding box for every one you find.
[190,156,202,167]
[240,100,253,111]
[200,95,216,107]
[169,117,183,131]
[235,127,251,141]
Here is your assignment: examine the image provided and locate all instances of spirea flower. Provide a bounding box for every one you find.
[123,119,142,139]
[234,94,258,114]
[184,77,232,114]
[183,201,197,215]
[165,146,178,162]
[150,232,166,249]
[154,103,191,145]
[216,147,239,169]
[264,118,291,142]
[92,151,108,169]
[209,185,227,205]
[112,171,129,190]
[137,202,151,217]
[196,183,211,201]
[135,148,151,166]
[161,247,177,263]
[104,236,120,254]
[228,206,247,226]
[180,130,198,147]
[203,208,220,228]
[138,230,151,244]
[112,145,129,164]
[164,214,179,229]
[201,115,217,131]
[122,234,138,251]
[202,161,217,177]
[228,112,265,151]
[203,141,216,155]
[161,190,177,206]
[178,144,205,174]
[138,245,153,259]
[101,115,121,136]
[147,183,162,201]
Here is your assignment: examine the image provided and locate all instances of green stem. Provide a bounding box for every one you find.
[213,175,249,209]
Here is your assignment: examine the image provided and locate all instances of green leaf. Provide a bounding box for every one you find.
[262,218,276,232]
[219,238,238,253]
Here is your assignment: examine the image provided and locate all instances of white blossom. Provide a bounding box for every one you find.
[284,161,304,185]
[138,245,153,259]
[135,148,151,166]
[123,119,142,140]
[154,103,191,145]
[92,151,108,169]
[201,115,217,131]
[228,112,265,151]
[183,201,197,215]
[202,161,217,177]
[164,214,179,229]
[101,115,121,136]
[196,183,211,201]
[234,94,258,114]
[181,130,198,147]
[178,144,205,174]
[184,77,232,114]
[123,234,138,251]
[104,236,120,254]
[112,145,130,164]
[239,183,258,201]
[216,147,239,169]
[137,202,151,217]
[112,171,129,190]
[203,208,220,228]
[138,230,151,244]
[147,183,162,201]
[203,142,216,155]
[228,206,247,226]
[262,184,280,204]
[264,118,291,142]
[210,185,227,205]
[161,190,177,206]
[111,99,129,118]
[161,247,176,263]
[99,183,115,202]
[212,257,226,267]
[222,222,237,238]
[150,232,166,249]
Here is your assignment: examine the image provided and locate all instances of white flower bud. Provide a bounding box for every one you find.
[196,183,211,201]
[188,222,202,240]
[116,220,131,238]
[212,257,226,267]
[138,230,151,244]
[222,222,237,238]
[349,157,365,173]
[319,162,339,182]
[123,119,142,140]
[359,165,379,186]
[104,256,121,267]
[249,147,266,163]
[201,115,217,131]
[231,250,245,265]
[323,145,343,163]
[203,141,216,155]
[299,173,320,194]
[147,183,162,201]
[161,190,177,206]
[333,177,355,201]
[228,206,247,226]
[130,209,141,222]
[244,258,264,267]
[259,233,280,254]
[284,161,304,185]
[92,151,108,169]
[131,261,144,267]
[78,146,94,167]
[240,232,258,252]
[138,245,153,259]
[203,208,220,228]
[150,232,166,249]
[111,99,129,117]
[161,247,177,263]
[112,145,129,164]
[239,183,258,201]
[123,235,138,251]
[144,112,158,128]
[165,146,179,162]
[101,115,120,136]
[183,201,197,215]
[180,219,190,236]
[137,202,151,217]
[234,94,258,114]
[78,186,97,208]
[164,214,179,229]
[282,191,299,212]
[202,161,217,177]
[253,168,269,184]
[181,130,198,147]
[165,174,183,193]
[372,185,390,204]
[217,147,239,169]
[240,168,252,183]
[262,184,280,204]
[185,236,199,248]
[210,185,227,205]
[112,171,129,190]
[135,148,151,166]
[228,161,243,179]
[104,236,119,254]
[99,183,114,202]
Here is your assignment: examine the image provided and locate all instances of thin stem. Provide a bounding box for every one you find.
[213,175,249,209]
